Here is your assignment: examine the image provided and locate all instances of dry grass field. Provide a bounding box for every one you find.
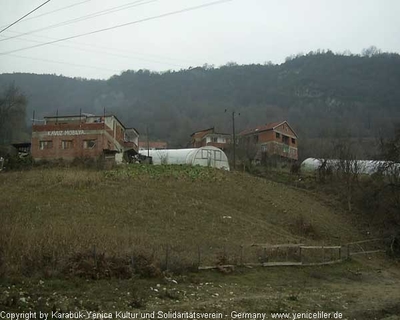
[1,165,361,276]
[1,165,399,319]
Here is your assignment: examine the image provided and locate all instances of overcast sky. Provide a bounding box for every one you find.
[0,0,399,80]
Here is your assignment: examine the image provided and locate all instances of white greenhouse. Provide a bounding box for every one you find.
[301,158,400,176]
[140,146,230,171]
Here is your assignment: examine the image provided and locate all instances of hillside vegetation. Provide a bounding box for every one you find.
[1,50,400,149]
[0,165,362,278]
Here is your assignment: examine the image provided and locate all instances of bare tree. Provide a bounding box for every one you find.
[378,125,400,183]
[235,138,259,171]
[0,83,27,145]
[333,139,361,212]
[361,45,382,57]
[375,125,400,256]
[315,135,362,212]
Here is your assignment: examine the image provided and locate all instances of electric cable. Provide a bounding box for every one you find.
[0,0,233,55]
[0,0,52,34]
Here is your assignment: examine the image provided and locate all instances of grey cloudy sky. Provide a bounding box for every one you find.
[0,0,399,79]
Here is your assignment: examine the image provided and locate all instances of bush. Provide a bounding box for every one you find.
[5,155,33,170]
[64,250,133,280]
[291,215,319,239]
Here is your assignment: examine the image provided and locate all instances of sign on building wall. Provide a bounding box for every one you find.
[47,130,86,136]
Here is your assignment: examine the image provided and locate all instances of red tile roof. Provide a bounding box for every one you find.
[190,127,214,138]
[138,141,167,149]
[239,121,284,136]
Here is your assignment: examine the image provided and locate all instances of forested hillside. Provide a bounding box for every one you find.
[1,50,400,153]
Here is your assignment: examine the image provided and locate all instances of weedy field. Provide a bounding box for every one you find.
[0,165,399,319]
[1,165,360,276]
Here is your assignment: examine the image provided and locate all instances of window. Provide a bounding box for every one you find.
[213,137,218,143]
[261,145,268,152]
[276,132,280,139]
[253,135,259,143]
[214,150,222,161]
[61,140,73,149]
[83,140,96,149]
[39,140,53,150]
[283,145,289,153]
[292,138,296,144]
[201,149,212,159]
[282,135,290,145]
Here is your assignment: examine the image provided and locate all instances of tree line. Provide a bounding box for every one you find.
[1,49,400,158]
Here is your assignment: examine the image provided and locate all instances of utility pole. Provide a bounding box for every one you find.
[232,111,236,170]
[146,125,150,157]
[225,109,240,170]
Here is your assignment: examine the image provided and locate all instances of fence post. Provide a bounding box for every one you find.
[52,249,57,270]
[165,244,169,271]
[131,253,135,269]
[262,248,267,263]
[347,244,351,259]
[197,245,201,268]
[322,245,325,262]
[339,246,342,261]
[92,244,97,265]
[299,247,303,264]
[285,247,288,262]
[240,245,244,266]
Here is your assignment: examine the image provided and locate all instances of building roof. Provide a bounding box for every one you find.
[125,127,140,135]
[239,121,298,137]
[190,127,230,139]
[239,121,281,136]
[190,127,214,137]
[12,142,31,148]
[43,114,139,134]
[204,132,231,137]
[138,141,168,149]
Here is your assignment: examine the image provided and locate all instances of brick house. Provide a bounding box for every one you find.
[31,114,139,163]
[138,141,168,151]
[189,127,231,150]
[238,121,298,160]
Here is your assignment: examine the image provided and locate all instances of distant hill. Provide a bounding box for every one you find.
[1,51,400,151]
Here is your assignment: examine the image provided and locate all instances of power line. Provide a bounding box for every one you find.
[0,0,233,56]
[7,53,121,74]
[0,0,52,35]
[0,0,156,43]
[2,29,198,65]
[0,34,188,68]
[0,0,92,29]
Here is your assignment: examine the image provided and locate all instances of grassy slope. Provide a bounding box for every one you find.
[1,165,361,275]
[1,166,400,318]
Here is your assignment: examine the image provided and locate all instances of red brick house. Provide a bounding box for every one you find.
[189,127,231,150]
[238,121,298,160]
[31,114,139,163]
[138,141,168,151]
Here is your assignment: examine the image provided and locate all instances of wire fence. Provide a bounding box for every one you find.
[194,238,386,270]
[4,239,386,278]
[128,238,387,272]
